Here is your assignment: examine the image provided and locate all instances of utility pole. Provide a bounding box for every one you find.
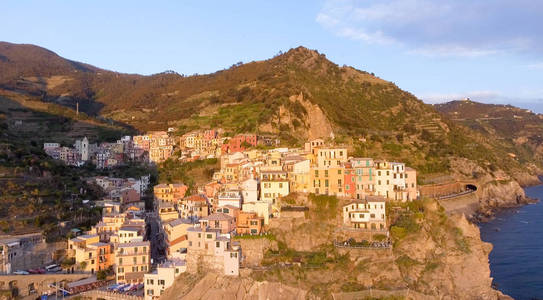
[76,102,79,118]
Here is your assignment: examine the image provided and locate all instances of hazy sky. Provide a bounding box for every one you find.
[1,0,542,113]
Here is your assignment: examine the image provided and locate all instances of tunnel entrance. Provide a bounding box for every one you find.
[465,184,477,192]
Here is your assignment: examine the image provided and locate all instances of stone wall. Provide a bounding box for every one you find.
[0,273,88,299]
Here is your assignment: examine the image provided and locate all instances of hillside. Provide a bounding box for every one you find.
[435,99,543,171]
[0,42,541,185]
[0,87,138,240]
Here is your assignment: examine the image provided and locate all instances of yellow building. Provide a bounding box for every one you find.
[314,147,348,168]
[115,241,151,284]
[285,159,311,193]
[158,202,179,223]
[67,234,114,273]
[154,183,188,204]
[310,166,345,196]
[163,218,192,257]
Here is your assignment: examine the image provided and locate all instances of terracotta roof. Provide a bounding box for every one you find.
[185,195,207,202]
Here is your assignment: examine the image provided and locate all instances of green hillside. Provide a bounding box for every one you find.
[0,42,541,181]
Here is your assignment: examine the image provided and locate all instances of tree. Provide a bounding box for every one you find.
[97,270,107,280]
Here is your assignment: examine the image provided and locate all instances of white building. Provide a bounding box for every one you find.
[217,190,243,208]
[240,178,258,203]
[144,258,186,300]
[342,196,387,231]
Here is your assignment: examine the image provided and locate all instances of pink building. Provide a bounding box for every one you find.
[221,134,257,154]
[343,163,357,198]
[120,188,141,205]
[199,213,236,234]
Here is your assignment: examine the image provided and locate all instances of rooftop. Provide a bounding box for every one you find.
[167,218,193,227]
[116,241,150,248]
[201,213,233,221]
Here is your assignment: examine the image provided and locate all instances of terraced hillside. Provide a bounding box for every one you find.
[435,100,543,173]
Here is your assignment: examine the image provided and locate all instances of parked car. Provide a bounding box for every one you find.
[14,270,29,275]
[45,264,62,273]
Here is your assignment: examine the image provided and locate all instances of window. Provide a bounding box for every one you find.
[324,170,328,177]
[230,252,238,258]
[346,184,350,190]
[279,183,283,188]
[159,280,165,285]
[147,289,154,296]
[133,257,137,264]
[325,180,329,187]
[119,258,123,264]
[216,242,220,248]
[207,234,212,239]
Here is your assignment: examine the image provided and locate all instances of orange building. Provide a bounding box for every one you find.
[154,183,188,204]
[236,211,264,235]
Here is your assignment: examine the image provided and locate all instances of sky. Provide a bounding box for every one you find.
[1,0,542,113]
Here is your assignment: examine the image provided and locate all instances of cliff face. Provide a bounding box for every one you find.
[445,157,539,219]
[161,272,310,300]
[163,198,511,300]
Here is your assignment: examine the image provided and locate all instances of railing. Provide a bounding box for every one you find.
[78,290,143,300]
[336,226,388,233]
[334,240,391,250]
[438,189,476,200]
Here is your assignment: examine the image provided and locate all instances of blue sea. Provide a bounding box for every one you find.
[480,184,543,300]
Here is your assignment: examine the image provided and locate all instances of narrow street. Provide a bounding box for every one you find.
[145,212,166,265]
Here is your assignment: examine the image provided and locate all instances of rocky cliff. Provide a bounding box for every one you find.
[163,198,511,299]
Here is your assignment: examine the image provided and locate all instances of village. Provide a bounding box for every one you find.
[2,129,418,299]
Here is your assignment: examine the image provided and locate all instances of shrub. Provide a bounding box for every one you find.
[395,255,419,270]
[308,194,339,220]
[373,234,387,241]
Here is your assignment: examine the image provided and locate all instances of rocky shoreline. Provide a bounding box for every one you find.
[475,174,542,223]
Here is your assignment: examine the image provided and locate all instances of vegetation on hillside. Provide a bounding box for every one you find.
[1,42,541,182]
[158,158,219,192]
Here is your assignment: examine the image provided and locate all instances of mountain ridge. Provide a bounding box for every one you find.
[0,42,541,183]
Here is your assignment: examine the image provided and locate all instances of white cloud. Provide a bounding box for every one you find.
[317,0,543,58]
[526,62,543,70]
